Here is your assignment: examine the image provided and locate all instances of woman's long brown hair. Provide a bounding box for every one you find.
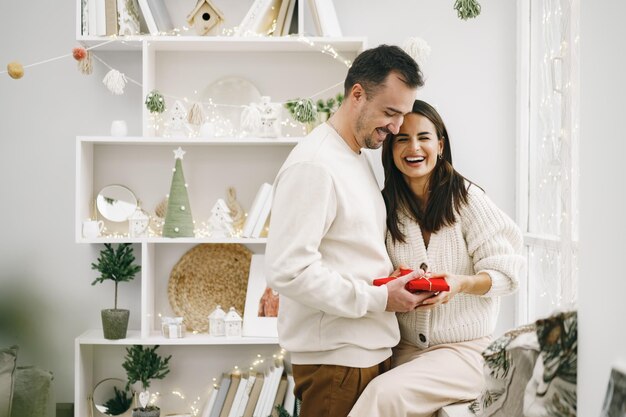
[382,100,477,243]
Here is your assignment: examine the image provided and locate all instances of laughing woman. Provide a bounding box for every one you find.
[349,100,525,417]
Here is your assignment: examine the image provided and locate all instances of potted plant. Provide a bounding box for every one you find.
[91,243,141,339]
[316,93,344,123]
[122,345,172,417]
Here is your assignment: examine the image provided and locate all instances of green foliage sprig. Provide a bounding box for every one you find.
[145,89,166,114]
[91,243,141,310]
[103,386,132,416]
[122,345,171,393]
[454,0,481,20]
[284,98,317,124]
[316,93,344,116]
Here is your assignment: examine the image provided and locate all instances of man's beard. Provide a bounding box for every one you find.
[355,109,384,150]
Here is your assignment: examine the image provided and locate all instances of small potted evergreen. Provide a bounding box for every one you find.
[122,345,172,417]
[91,243,141,339]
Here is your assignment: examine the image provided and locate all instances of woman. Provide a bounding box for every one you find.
[349,100,525,417]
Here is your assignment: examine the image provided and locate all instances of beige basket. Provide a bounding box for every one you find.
[168,243,252,332]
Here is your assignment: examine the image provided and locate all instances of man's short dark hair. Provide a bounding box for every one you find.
[344,44,424,97]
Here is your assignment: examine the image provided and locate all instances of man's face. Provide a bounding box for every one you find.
[352,72,417,150]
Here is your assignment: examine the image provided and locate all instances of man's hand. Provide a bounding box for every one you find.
[385,269,435,312]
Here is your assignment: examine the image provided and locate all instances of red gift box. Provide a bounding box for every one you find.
[373,268,450,292]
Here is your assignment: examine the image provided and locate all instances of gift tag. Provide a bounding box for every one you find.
[139,390,150,408]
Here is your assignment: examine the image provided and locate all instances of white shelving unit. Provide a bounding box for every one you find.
[74,1,366,415]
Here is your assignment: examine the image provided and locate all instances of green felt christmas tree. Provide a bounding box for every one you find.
[163,147,194,237]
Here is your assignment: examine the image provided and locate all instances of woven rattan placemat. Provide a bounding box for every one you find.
[168,243,252,332]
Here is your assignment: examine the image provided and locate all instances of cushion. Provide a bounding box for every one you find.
[523,310,577,417]
[469,324,539,416]
[10,366,53,417]
[0,346,18,417]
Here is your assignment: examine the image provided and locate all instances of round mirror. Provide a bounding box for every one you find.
[92,378,133,416]
[96,185,137,222]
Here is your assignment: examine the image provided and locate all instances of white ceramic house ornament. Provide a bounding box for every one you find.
[186,0,225,36]
[128,205,150,238]
[208,305,226,336]
[257,96,281,138]
[224,307,242,337]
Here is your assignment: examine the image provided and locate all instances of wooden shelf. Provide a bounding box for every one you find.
[78,35,366,52]
[77,136,303,146]
[77,329,279,345]
[77,237,267,244]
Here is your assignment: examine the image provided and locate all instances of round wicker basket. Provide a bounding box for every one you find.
[168,243,252,332]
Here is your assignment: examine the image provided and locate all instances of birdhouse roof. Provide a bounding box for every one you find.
[224,307,242,322]
[186,0,225,24]
[208,305,226,319]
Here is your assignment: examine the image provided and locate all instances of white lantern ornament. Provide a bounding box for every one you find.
[128,204,150,238]
[208,305,226,336]
[224,307,242,338]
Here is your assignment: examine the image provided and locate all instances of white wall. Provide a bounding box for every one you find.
[0,0,517,402]
[578,0,626,414]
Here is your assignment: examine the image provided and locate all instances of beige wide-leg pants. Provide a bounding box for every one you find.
[348,337,491,417]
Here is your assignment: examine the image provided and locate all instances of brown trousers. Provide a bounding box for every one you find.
[292,359,391,417]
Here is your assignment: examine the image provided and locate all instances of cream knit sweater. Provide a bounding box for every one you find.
[387,186,525,349]
[265,123,398,368]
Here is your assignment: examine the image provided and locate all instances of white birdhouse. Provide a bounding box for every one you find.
[208,305,226,336]
[128,205,150,238]
[224,307,242,338]
[186,0,225,36]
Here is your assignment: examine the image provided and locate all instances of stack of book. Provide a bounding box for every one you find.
[235,0,299,37]
[200,364,296,417]
[241,183,273,239]
[235,0,342,37]
[82,0,173,36]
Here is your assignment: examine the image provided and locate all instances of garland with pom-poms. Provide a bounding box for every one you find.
[103,69,127,95]
[402,37,431,69]
[285,98,317,124]
[145,90,166,114]
[454,0,481,20]
[6,62,24,79]
[187,102,205,126]
[78,51,93,75]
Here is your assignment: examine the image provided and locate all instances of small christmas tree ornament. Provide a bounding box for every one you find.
[402,37,431,69]
[224,307,242,338]
[103,69,127,95]
[72,46,88,61]
[78,51,93,75]
[257,96,282,138]
[163,147,195,238]
[6,61,24,79]
[164,100,193,137]
[145,90,166,114]
[454,0,481,20]
[208,199,234,238]
[208,305,226,336]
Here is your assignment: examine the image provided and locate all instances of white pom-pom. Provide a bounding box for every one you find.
[402,37,431,68]
[240,104,262,136]
[187,102,205,125]
[102,69,127,95]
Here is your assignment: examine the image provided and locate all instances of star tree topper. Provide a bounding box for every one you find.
[173,147,186,160]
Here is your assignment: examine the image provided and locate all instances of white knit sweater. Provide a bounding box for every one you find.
[387,186,525,349]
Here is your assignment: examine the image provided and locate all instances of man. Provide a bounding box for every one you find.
[265,45,428,417]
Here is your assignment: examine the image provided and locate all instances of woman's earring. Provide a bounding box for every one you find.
[438,153,443,160]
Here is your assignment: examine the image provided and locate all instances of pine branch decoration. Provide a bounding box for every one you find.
[122,345,171,392]
[145,90,166,114]
[91,243,141,309]
[454,0,481,20]
[284,99,317,124]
